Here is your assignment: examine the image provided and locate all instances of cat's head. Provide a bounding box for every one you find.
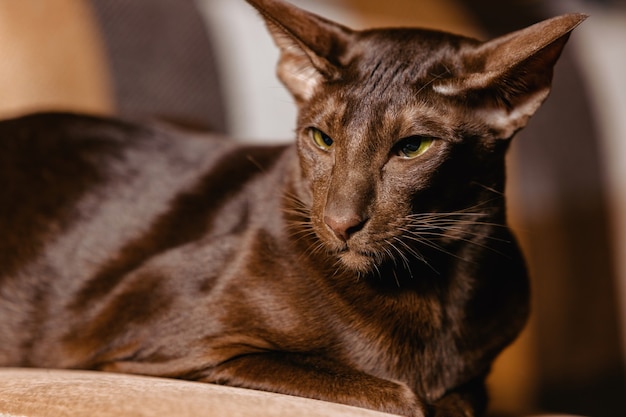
[247,0,585,274]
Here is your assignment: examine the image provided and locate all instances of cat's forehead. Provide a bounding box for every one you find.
[346,28,477,81]
[298,29,482,143]
[305,30,474,140]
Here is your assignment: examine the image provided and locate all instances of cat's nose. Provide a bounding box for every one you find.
[324,214,367,242]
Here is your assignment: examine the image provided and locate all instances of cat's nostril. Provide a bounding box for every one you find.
[324,215,367,242]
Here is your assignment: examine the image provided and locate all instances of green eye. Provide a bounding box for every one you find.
[395,136,435,159]
[310,128,334,151]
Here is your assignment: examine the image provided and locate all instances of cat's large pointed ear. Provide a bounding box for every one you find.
[433,13,587,139]
[246,0,354,103]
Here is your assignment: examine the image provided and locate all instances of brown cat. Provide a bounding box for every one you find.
[0,1,585,416]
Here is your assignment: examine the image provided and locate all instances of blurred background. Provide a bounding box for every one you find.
[0,0,624,415]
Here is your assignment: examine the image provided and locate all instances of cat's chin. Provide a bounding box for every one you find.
[337,250,377,274]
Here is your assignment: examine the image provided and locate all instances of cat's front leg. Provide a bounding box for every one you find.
[203,351,425,417]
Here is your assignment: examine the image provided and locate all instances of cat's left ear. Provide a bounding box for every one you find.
[246,0,353,103]
[433,13,587,139]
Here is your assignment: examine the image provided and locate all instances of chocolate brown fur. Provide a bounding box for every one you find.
[0,1,585,416]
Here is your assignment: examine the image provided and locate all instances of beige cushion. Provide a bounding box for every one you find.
[0,368,399,417]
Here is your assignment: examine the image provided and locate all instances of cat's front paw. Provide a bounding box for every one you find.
[377,382,426,417]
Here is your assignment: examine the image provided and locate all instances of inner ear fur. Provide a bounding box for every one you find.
[433,13,587,139]
[245,0,353,103]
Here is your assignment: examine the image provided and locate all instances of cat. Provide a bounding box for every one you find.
[0,0,585,416]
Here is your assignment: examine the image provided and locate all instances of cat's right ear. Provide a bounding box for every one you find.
[245,0,353,103]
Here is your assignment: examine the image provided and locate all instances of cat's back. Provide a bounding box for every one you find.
[0,112,235,278]
[0,113,289,365]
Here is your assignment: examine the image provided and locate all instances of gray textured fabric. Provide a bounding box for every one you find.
[89,0,227,133]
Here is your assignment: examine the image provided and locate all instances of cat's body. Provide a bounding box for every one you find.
[0,1,584,416]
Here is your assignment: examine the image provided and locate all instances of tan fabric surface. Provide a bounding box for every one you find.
[0,368,400,417]
[0,1,113,119]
